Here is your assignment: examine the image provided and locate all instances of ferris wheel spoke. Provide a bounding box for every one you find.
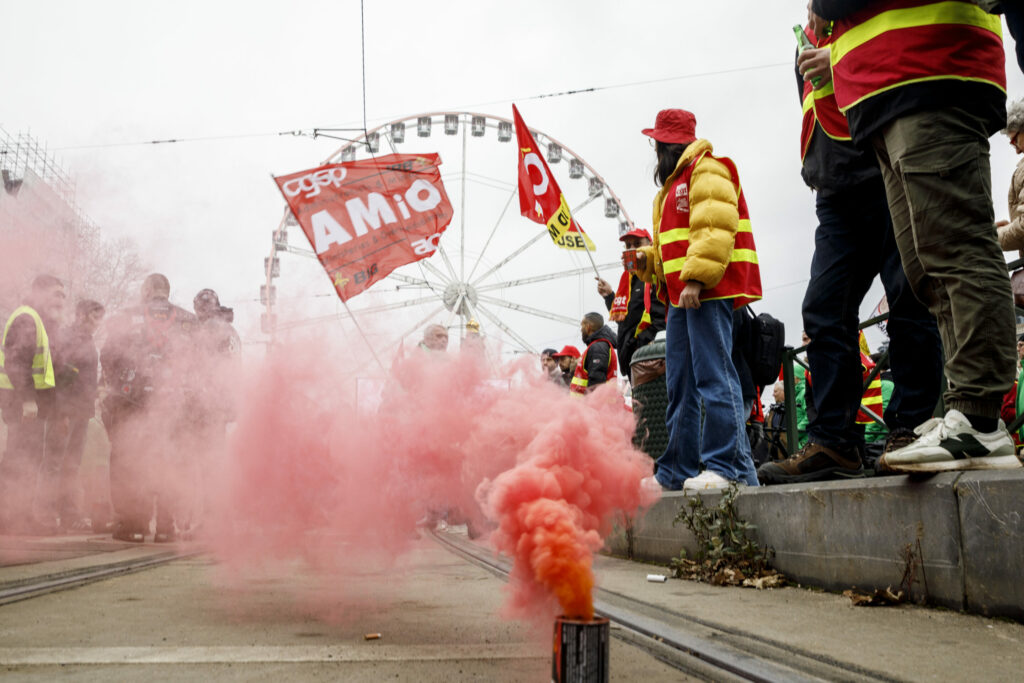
[385,272,435,287]
[475,262,621,293]
[275,294,440,330]
[571,194,600,214]
[474,303,536,354]
[395,304,448,347]
[466,187,518,283]
[471,229,548,286]
[475,294,580,326]
[434,242,459,281]
[445,292,465,328]
[418,258,451,284]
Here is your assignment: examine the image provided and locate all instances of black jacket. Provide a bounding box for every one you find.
[101,299,197,410]
[580,325,617,391]
[794,56,880,195]
[603,273,667,376]
[55,323,100,418]
[811,0,1005,142]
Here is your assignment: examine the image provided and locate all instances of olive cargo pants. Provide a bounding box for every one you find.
[872,107,1016,419]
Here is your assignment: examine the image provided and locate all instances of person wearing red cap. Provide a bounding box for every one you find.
[633,109,762,492]
[596,226,667,376]
[551,345,580,388]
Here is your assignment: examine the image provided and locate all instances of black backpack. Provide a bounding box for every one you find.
[744,306,786,388]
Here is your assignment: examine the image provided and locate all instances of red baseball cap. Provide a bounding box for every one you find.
[642,109,697,145]
[618,224,652,242]
[552,345,581,359]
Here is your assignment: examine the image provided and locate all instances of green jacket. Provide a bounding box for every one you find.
[865,378,894,444]
[1016,360,1024,441]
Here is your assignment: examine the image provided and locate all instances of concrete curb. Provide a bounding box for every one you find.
[607,471,1024,619]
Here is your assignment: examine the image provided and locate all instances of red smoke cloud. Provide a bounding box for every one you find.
[478,386,657,620]
[212,337,657,623]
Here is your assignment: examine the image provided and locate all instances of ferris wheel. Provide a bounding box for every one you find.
[262,111,638,357]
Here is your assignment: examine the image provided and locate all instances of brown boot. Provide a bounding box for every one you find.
[757,442,864,484]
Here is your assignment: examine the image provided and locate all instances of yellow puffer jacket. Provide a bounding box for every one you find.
[635,139,739,293]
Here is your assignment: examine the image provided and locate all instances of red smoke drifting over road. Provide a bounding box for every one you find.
[213,339,656,623]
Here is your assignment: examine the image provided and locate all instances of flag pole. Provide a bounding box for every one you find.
[340,297,387,373]
[581,239,604,281]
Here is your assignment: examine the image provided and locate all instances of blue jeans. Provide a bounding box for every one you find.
[802,177,942,448]
[655,299,759,489]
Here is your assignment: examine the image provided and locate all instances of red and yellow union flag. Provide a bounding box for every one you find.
[513,105,595,252]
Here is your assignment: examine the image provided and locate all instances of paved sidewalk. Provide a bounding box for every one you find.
[593,552,1024,681]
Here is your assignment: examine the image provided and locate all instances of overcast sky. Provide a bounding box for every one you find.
[4,0,1024,361]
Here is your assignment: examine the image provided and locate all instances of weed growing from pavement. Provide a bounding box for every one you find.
[669,483,784,588]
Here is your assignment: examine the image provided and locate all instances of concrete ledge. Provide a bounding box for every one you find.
[956,470,1024,619]
[606,472,1024,619]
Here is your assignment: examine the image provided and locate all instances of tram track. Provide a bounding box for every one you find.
[430,529,900,683]
[0,547,201,607]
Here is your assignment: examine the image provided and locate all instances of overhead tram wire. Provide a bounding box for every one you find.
[49,61,791,152]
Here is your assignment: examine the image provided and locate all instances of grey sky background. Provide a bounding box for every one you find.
[4,0,1024,362]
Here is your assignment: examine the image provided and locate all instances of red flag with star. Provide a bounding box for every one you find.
[513,105,595,251]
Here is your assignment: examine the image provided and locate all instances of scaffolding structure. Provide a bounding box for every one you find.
[0,126,99,242]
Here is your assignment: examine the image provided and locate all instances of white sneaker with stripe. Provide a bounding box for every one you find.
[880,409,1021,473]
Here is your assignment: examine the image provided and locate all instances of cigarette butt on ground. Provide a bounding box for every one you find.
[646,574,668,583]
[364,633,382,640]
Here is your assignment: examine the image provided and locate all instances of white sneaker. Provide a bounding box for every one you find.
[881,409,1021,473]
[682,470,743,493]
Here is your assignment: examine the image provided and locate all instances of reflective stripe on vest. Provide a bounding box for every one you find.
[830,1,1005,114]
[799,26,852,161]
[569,340,617,397]
[636,281,654,337]
[657,152,761,309]
[0,305,56,391]
[856,353,883,424]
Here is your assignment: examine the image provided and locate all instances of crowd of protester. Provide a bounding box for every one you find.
[540,1,1024,493]
[0,273,239,540]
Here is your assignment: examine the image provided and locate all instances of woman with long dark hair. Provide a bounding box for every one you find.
[633,109,762,491]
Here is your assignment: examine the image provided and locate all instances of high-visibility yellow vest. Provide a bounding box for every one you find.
[799,26,851,161]
[856,352,883,425]
[829,1,1005,114]
[569,340,617,397]
[0,306,56,391]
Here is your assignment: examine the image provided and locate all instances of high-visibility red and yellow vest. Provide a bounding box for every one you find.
[0,305,56,392]
[569,340,617,396]
[657,152,761,309]
[857,352,883,425]
[799,26,851,161]
[829,1,1005,115]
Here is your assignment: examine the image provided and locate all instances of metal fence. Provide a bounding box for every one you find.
[779,256,1024,455]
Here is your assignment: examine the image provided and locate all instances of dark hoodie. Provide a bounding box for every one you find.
[580,324,618,391]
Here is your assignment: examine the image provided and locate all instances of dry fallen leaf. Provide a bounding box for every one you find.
[842,587,904,606]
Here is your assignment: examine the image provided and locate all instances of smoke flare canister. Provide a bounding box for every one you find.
[552,616,610,683]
